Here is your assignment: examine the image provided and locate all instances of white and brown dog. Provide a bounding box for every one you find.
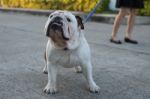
[43,11,100,94]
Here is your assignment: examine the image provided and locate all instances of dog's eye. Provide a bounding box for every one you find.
[66,17,71,22]
[50,15,53,18]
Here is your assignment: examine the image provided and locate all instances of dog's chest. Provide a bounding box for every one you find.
[49,50,81,68]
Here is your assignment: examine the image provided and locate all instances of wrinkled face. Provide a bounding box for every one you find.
[45,11,84,50]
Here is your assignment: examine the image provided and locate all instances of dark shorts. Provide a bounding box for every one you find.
[116,0,144,9]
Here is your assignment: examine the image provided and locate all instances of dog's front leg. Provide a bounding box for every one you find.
[82,62,100,93]
[44,62,57,94]
[43,51,48,74]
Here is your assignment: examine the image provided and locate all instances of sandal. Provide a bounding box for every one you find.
[124,38,138,44]
[110,38,122,44]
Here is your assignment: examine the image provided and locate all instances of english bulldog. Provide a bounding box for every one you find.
[43,11,100,94]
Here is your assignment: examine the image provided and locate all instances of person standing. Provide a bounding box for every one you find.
[110,0,144,44]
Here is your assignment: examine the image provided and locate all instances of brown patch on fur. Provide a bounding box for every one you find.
[50,31,67,48]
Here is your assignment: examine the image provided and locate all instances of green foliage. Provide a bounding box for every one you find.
[96,0,109,13]
[1,0,149,16]
[139,0,150,16]
[0,0,110,13]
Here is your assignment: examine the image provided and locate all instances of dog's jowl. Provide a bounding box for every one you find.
[43,11,100,94]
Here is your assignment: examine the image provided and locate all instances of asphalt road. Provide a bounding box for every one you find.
[0,12,150,99]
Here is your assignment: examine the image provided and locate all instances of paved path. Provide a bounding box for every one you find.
[0,12,150,99]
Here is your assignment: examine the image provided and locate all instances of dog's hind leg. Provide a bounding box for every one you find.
[81,62,100,93]
[43,65,48,74]
[43,51,48,74]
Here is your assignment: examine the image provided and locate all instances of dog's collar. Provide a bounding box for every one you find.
[63,47,69,51]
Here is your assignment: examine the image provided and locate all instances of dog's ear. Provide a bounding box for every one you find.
[75,16,84,30]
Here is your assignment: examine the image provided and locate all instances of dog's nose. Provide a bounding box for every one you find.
[54,16,62,22]
[51,16,63,27]
[51,17,63,30]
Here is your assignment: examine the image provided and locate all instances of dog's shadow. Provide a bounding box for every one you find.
[41,68,90,94]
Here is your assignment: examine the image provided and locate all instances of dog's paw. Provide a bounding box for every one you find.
[43,83,57,94]
[75,66,82,73]
[43,70,48,74]
[43,66,48,74]
[89,84,100,93]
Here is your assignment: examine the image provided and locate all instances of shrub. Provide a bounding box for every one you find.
[0,0,110,13]
[139,0,150,16]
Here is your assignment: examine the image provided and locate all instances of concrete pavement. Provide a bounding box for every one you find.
[0,12,150,99]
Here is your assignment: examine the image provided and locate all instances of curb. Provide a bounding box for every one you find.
[0,7,150,25]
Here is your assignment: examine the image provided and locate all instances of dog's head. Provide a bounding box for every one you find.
[45,11,84,50]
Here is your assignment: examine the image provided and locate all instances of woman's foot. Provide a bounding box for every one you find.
[110,38,122,44]
[124,37,138,44]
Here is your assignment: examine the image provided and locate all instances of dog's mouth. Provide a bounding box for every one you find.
[49,21,69,41]
[51,22,63,31]
[48,21,67,49]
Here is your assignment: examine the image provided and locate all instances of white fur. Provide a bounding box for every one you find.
[43,11,100,94]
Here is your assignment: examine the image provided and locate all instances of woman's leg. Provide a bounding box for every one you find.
[125,9,138,39]
[125,9,138,44]
[111,8,128,40]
